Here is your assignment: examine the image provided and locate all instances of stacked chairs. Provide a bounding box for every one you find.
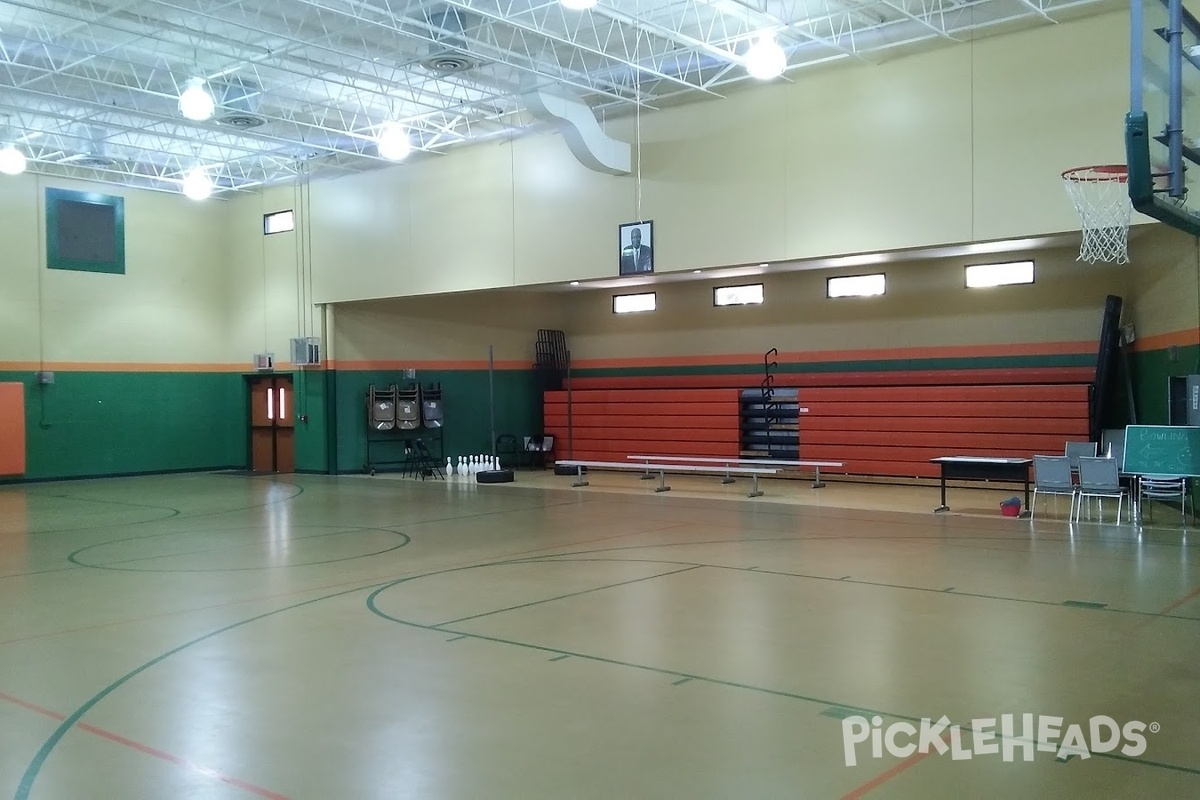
[368,385,398,431]
[421,383,443,428]
[396,385,421,430]
[1139,476,1193,524]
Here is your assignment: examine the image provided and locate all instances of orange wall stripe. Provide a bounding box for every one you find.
[1130,328,1200,352]
[328,359,533,370]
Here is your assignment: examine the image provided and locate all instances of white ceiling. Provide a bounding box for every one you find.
[0,0,1118,195]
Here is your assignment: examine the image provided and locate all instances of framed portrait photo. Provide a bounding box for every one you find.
[618,220,654,276]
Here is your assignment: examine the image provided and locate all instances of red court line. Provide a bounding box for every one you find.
[0,690,288,800]
[1136,583,1200,629]
[840,747,939,800]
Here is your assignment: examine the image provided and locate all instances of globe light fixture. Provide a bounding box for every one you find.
[181,167,214,200]
[178,79,216,121]
[0,144,27,175]
[376,122,412,161]
[745,33,786,80]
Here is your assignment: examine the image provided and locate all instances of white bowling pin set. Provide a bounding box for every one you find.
[444,455,500,478]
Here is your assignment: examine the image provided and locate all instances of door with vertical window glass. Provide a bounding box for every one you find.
[249,376,294,473]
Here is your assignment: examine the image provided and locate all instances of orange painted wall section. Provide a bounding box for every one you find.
[0,383,26,476]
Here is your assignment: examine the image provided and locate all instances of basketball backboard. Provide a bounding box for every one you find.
[1127,0,1200,235]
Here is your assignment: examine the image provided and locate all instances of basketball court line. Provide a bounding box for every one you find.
[0,690,288,800]
[366,557,1200,780]
[12,520,692,797]
[0,520,677,647]
[832,573,1200,798]
[522,551,1200,624]
[16,538,1200,798]
[68,527,411,571]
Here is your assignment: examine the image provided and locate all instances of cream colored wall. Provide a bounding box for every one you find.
[306,11,1128,303]
[222,184,318,367]
[0,173,227,366]
[1126,227,1200,342]
[333,292,567,364]
[558,246,1131,360]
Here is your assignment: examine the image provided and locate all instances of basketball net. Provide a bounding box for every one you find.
[1062,165,1132,264]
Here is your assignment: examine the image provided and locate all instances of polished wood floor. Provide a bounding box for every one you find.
[0,470,1197,799]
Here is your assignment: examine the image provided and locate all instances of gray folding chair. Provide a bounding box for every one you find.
[1101,428,1126,466]
[1032,455,1077,521]
[1074,457,1127,523]
[396,385,421,430]
[1064,441,1098,475]
[1139,475,1193,525]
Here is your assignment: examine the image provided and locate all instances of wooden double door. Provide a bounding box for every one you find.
[250,376,294,473]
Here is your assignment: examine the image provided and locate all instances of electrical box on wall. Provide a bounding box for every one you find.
[290,337,322,367]
[253,353,275,371]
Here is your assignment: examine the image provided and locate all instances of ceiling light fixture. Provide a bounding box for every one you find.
[0,144,27,175]
[376,122,412,161]
[570,281,581,286]
[560,0,598,10]
[181,167,214,200]
[178,78,216,121]
[745,33,786,80]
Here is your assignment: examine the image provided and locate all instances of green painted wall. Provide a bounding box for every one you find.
[292,369,330,473]
[1,370,247,481]
[1130,344,1200,424]
[333,369,542,473]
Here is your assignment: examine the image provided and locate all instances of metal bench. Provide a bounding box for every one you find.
[626,455,844,488]
[555,459,780,498]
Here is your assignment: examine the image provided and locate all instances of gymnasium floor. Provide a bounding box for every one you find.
[0,470,1197,799]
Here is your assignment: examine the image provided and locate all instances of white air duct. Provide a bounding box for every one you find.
[524,87,631,175]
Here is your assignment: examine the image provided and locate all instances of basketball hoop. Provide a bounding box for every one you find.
[1062,165,1132,265]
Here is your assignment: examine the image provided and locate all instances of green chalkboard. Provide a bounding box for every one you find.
[1121,425,1200,476]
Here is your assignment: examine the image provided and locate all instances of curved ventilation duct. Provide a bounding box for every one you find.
[524,87,630,175]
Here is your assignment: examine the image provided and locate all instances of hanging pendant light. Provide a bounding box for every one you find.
[181,167,214,200]
[178,78,216,121]
[376,122,412,161]
[0,144,27,175]
[745,33,786,80]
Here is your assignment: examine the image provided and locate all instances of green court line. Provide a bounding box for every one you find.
[432,566,703,627]
[549,654,570,662]
[1062,600,1109,609]
[71,527,410,572]
[671,677,692,686]
[820,706,868,720]
[446,635,467,642]
[15,580,391,800]
[18,541,1200,798]
[521,555,1200,624]
[365,567,1200,779]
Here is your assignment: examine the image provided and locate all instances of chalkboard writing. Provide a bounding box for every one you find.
[1122,425,1200,476]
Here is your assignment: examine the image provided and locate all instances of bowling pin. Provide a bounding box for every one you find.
[446,457,452,476]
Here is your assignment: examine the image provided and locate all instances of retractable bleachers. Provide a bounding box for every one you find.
[543,366,1092,480]
[543,388,740,462]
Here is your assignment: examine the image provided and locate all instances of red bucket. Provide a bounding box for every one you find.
[1000,503,1021,517]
